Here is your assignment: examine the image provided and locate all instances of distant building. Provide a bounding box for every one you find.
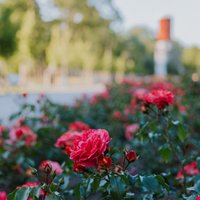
[154,17,172,76]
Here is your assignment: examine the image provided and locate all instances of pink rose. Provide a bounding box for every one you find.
[176,161,200,178]
[133,88,148,101]
[0,192,7,200]
[40,160,63,175]
[70,129,111,169]
[8,126,37,147]
[68,121,90,132]
[55,131,83,155]
[125,124,139,141]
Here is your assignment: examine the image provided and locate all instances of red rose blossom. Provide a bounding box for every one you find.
[125,150,138,162]
[70,129,111,169]
[8,126,37,147]
[68,121,90,132]
[40,160,63,175]
[55,131,83,155]
[176,161,200,178]
[0,192,7,200]
[143,89,174,109]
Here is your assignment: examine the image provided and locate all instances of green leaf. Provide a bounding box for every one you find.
[128,174,139,185]
[110,176,126,199]
[140,175,161,193]
[15,187,31,200]
[159,146,172,162]
[155,175,169,191]
[189,180,200,193]
[197,157,200,169]
[177,124,187,142]
[91,176,101,193]
[8,189,17,200]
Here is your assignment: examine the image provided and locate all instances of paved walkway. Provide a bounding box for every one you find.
[0,84,105,125]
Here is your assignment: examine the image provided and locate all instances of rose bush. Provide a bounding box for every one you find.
[1,77,200,199]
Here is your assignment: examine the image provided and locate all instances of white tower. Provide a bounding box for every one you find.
[154,17,172,76]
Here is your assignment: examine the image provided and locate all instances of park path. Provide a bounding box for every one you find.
[0,84,105,125]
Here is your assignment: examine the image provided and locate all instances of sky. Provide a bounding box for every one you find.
[113,0,200,47]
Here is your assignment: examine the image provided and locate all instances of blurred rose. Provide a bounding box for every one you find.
[0,192,7,200]
[125,124,139,141]
[69,121,90,132]
[176,161,200,178]
[40,160,63,175]
[8,126,37,147]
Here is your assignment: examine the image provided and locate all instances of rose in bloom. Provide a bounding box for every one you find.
[125,150,138,162]
[176,161,200,178]
[143,89,174,109]
[0,192,7,200]
[40,160,63,175]
[70,129,111,169]
[8,126,37,147]
[68,121,90,132]
[55,131,83,155]
[125,124,139,141]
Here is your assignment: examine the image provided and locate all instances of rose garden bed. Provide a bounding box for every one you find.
[0,77,200,199]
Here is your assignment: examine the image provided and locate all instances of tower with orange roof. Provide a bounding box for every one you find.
[154,17,172,76]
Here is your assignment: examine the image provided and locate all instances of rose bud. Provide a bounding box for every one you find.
[125,150,138,162]
[73,163,86,174]
[15,129,24,139]
[22,92,27,97]
[114,166,122,174]
[98,156,112,169]
[140,105,147,113]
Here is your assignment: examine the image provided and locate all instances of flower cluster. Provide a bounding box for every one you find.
[143,89,174,109]
[7,126,37,147]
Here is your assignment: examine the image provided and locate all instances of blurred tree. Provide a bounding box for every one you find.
[0,6,18,58]
[112,27,155,75]
[182,46,200,73]
[47,0,120,73]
